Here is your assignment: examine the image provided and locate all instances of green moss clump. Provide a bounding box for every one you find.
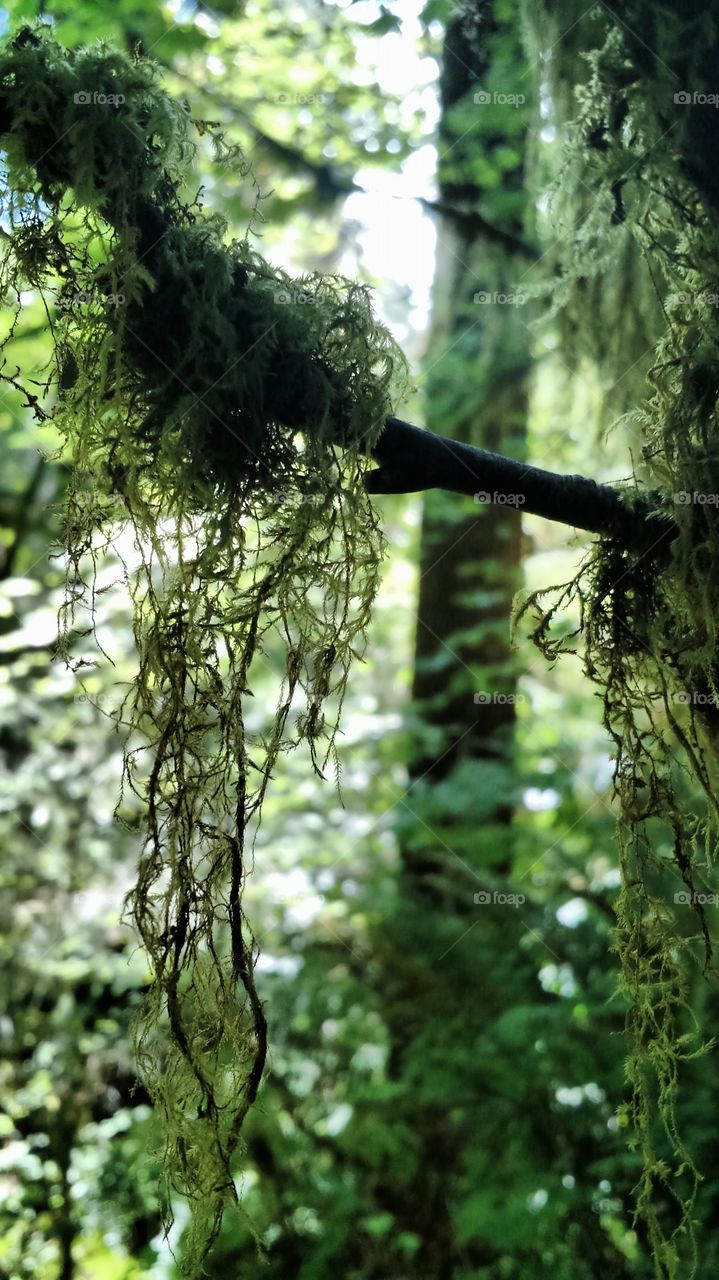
[0,24,406,1275]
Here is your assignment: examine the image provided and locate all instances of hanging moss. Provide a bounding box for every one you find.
[520,2,665,429]
[515,6,719,1276]
[0,24,406,1275]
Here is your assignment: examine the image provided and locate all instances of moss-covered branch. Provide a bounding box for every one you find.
[0,25,407,1277]
[367,416,676,551]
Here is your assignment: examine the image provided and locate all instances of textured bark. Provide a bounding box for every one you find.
[367,417,676,552]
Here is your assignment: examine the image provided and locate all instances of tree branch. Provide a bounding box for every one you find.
[173,70,536,251]
[366,417,676,552]
[418,197,538,259]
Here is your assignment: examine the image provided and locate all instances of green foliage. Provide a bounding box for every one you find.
[5,5,719,1279]
[521,2,663,425]
[514,8,719,1274]
[0,23,406,1274]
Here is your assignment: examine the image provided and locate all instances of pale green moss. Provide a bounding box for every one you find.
[516,9,719,1276]
[0,25,406,1276]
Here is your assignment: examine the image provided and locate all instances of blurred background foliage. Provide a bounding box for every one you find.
[1,0,718,1277]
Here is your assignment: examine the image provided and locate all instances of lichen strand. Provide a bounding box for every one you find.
[0,25,404,1274]
[515,9,719,1276]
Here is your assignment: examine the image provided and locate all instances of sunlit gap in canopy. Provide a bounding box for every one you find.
[326,0,440,346]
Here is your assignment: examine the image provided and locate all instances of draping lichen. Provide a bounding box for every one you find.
[0,25,406,1273]
[516,8,719,1276]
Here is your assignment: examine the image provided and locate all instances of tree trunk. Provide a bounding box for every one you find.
[374,6,535,1272]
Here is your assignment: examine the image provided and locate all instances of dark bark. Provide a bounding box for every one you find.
[367,416,677,554]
